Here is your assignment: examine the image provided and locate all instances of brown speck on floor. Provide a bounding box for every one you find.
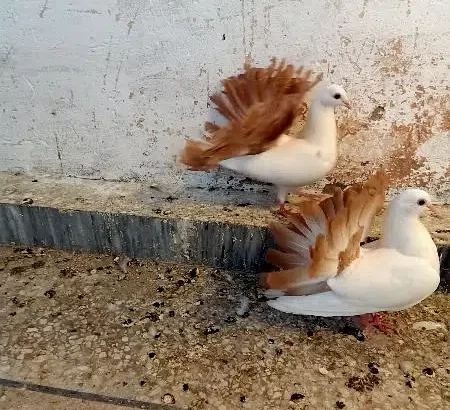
[0,245,449,410]
[290,392,305,401]
[422,367,435,377]
[31,260,45,269]
[43,289,56,298]
[161,393,175,404]
[368,362,380,374]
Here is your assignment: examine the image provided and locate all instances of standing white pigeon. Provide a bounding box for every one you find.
[261,170,440,335]
[180,58,350,215]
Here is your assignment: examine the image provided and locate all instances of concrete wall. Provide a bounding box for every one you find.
[1,0,449,201]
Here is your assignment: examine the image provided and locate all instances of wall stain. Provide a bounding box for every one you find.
[103,35,113,87]
[316,88,448,192]
[127,20,135,35]
[369,106,385,121]
[325,0,343,10]
[69,90,74,109]
[359,0,369,18]
[127,10,138,35]
[262,4,274,50]
[241,0,246,56]
[337,115,369,140]
[1,45,14,63]
[53,132,64,174]
[376,38,412,77]
[69,9,101,15]
[247,0,256,58]
[92,109,97,129]
[384,121,433,186]
[114,52,125,91]
[442,110,450,131]
[406,0,412,16]
[71,127,82,142]
[39,0,49,18]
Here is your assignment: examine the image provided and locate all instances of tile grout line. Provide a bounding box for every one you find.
[0,378,184,410]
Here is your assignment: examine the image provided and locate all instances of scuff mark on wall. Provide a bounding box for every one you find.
[103,35,113,87]
[359,0,369,18]
[22,77,35,96]
[114,53,125,91]
[68,9,101,15]
[249,0,256,57]
[406,0,412,16]
[1,45,14,63]
[127,9,139,36]
[53,132,64,174]
[39,0,49,18]
[241,0,247,57]
[442,110,450,132]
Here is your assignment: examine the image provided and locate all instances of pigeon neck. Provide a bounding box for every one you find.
[302,100,337,151]
[381,205,439,271]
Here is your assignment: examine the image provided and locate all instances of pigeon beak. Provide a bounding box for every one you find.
[343,100,352,109]
[427,203,438,213]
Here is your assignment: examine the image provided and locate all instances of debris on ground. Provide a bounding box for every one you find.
[236,296,250,317]
[0,245,449,410]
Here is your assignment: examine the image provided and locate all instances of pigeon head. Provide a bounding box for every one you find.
[392,189,435,217]
[317,84,351,109]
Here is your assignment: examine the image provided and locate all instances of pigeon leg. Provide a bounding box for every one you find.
[358,313,397,336]
[276,186,292,217]
[279,202,289,217]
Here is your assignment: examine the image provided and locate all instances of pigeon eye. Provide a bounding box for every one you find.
[333,93,341,99]
[417,199,426,206]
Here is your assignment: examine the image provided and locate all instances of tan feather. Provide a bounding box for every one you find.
[266,249,309,270]
[269,222,311,257]
[260,267,314,295]
[204,121,220,133]
[319,196,337,221]
[337,227,364,273]
[286,214,317,245]
[262,169,389,296]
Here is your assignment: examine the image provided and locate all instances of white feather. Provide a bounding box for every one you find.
[268,291,368,316]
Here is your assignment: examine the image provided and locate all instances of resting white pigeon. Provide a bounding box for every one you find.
[180,58,350,215]
[261,170,440,334]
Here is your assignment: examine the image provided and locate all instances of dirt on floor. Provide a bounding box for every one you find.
[0,246,449,410]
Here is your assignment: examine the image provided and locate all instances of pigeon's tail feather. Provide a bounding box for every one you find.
[267,292,370,317]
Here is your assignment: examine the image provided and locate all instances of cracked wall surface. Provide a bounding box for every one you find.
[0,0,449,200]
